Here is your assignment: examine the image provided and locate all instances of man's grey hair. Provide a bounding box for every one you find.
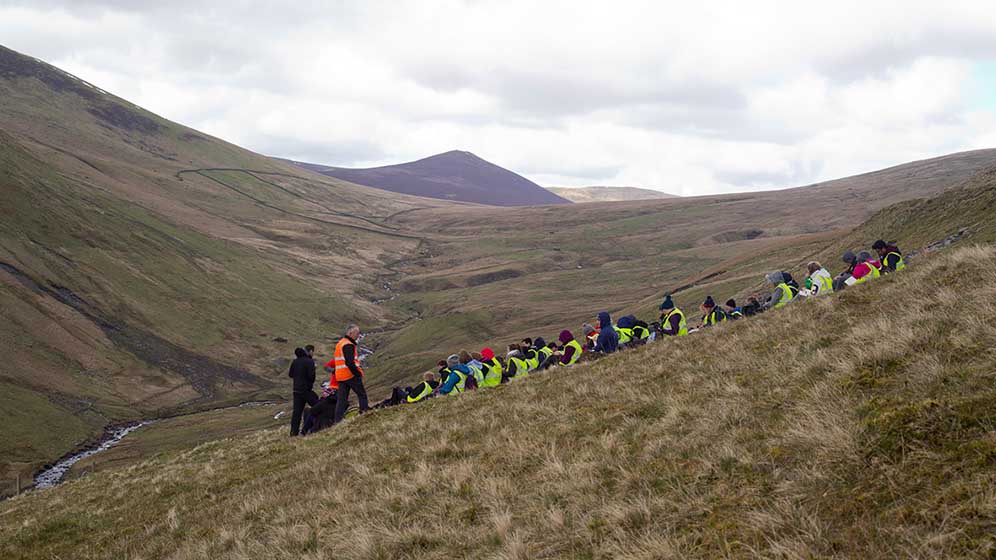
[344,323,359,337]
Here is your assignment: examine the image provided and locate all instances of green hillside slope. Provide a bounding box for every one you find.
[5,41,996,502]
[3,240,994,559]
[0,45,442,493]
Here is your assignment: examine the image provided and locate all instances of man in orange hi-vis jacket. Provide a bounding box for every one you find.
[332,324,370,423]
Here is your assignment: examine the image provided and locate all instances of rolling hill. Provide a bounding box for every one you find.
[3,41,996,501]
[546,185,678,203]
[289,150,572,206]
[0,43,452,494]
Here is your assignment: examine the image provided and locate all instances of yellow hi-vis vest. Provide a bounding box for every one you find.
[886,251,906,271]
[853,262,881,285]
[703,308,726,326]
[633,325,650,340]
[508,356,529,378]
[813,273,833,294]
[406,381,434,403]
[564,339,583,365]
[481,359,503,387]
[616,327,633,344]
[523,348,540,371]
[452,369,467,393]
[774,283,795,308]
[537,346,553,367]
[662,308,688,336]
[468,364,484,385]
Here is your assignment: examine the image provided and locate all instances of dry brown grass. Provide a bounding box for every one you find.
[3,245,996,558]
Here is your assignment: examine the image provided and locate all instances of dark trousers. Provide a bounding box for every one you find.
[290,390,319,436]
[333,376,369,423]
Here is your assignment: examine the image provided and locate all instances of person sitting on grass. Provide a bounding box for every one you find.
[557,329,584,366]
[724,299,743,319]
[520,338,540,371]
[479,348,504,387]
[302,386,337,435]
[873,239,906,273]
[463,350,485,386]
[805,261,834,296]
[532,337,556,370]
[406,372,439,403]
[594,312,619,354]
[659,295,688,337]
[629,317,652,344]
[763,272,797,310]
[439,354,471,395]
[504,344,530,380]
[700,296,727,326]
[582,323,599,350]
[837,250,881,290]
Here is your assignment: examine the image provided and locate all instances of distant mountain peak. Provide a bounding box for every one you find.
[291,151,571,207]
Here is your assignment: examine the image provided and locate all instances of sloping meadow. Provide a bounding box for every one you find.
[3,245,996,559]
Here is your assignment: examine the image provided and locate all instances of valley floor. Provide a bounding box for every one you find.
[2,245,996,559]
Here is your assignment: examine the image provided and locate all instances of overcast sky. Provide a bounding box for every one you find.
[3,1,996,195]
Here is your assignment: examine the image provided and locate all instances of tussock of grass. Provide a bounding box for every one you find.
[3,245,996,558]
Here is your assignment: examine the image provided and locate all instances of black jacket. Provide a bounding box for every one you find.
[288,350,316,393]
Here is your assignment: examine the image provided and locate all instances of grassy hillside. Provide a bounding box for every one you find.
[3,242,995,559]
[0,45,443,493]
[547,185,678,203]
[4,41,996,498]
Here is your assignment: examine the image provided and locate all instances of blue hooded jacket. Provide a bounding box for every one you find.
[595,311,619,353]
[439,363,471,394]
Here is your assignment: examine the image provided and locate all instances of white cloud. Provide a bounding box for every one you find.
[2,0,996,194]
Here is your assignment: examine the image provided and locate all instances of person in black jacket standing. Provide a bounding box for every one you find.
[288,347,318,436]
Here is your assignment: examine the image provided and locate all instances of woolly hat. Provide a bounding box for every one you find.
[725,298,736,308]
[765,271,785,285]
[481,347,495,361]
[559,330,574,343]
[659,294,674,310]
[582,323,596,336]
[872,239,887,250]
[534,337,546,349]
[858,250,873,262]
[446,354,460,367]
[703,295,715,308]
[842,250,857,264]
